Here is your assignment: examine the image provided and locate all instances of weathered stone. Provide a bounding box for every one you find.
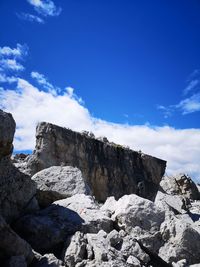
[31,253,64,267]
[126,255,141,266]
[0,157,38,223]
[26,122,166,201]
[0,109,16,160]
[5,256,27,267]
[32,166,91,207]
[155,191,188,214]
[160,174,200,200]
[64,232,87,267]
[159,216,200,264]
[14,204,84,254]
[54,194,113,233]
[0,215,34,264]
[108,194,165,252]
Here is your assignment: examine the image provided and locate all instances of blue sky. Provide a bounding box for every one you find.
[0,0,200,180]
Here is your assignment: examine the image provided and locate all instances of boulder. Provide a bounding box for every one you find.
[64,232,87,267]
[53,194,113,233]
[63,229,150,267]
[0,109,16,160]
[14,204,84,254]
[159,216,200,265]
[160,174,200,200]
[14,194,112,254]
[31,253,64,267]
[0,157,38,223]
[26,122,166,201]
[5,256,27,267]
[102,194,165,252]
[0,215,34,264]
[31,166,91,207]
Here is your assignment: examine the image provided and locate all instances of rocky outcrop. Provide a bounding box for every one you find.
[26,122,166,201]
[0,111,38,223]
[160,174,200,201]
[0,158,38,223]
[1,109,200,267]
[0,109,16,160]
[0,215,34,265]
[31,166,91,207]
[14,194,113,254]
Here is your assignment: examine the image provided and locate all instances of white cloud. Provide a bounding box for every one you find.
[177,93,200,114]
[0,44,28,85]
[1,78,200,182]
[158,70,200,117]
[27,0,62,17]
[31,71,56,93]
[17,13,45,24]
[0,73,17,84]
[0,44,28,59]
[183,79,199,95]
[0,59,24,72]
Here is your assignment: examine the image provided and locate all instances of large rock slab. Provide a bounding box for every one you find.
[0,109,16,160]
[0,157,38,223]
[159,216,200,265]
[0,215,34,264]
[160,174,200,200]
[54,194,113,233]
[14,194,112,254]
[26,122,166,201]
[32,166,91,207]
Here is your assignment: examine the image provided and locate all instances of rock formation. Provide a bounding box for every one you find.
[25,122,166,202]
[0,109,200,267]
[0,110,16,160]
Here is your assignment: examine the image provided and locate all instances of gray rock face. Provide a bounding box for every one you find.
[32,166,91,207]
[0,157,38,223]
[54,194,113,233]
[0,109,16,160]
[160,174,200,200]
[14,194,112,254]
[31,253,64,267]
[0,215,33,264]
[63,229,150,267]
[102,194,165,252]
[6,256,27,267]
[26,122,166,201]
[159,216,200,265]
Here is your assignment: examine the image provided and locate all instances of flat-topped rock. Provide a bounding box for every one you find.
[26,122,166,201]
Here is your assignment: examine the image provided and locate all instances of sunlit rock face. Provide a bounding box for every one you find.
[26,122,166,202]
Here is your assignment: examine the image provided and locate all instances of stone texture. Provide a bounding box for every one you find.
[0,109,16,160]
[159,216,200,265]
[31,253,64,267]
[26,122,166,201]
[53,194,113,233]
[6,256,27,267]
[14,204,84,254]
[160,174,200,200]
[32,166,91,207]
[64,232,87,267]
[0,215,34,264]
[0,157,38,223]
[103,194,165,252]
[63,229,150,267]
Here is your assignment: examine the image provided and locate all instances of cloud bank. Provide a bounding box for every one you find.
[0,44,200,182]
[1,77,200,182]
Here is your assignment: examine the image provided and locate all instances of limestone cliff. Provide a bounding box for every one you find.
[26,122,166,202]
